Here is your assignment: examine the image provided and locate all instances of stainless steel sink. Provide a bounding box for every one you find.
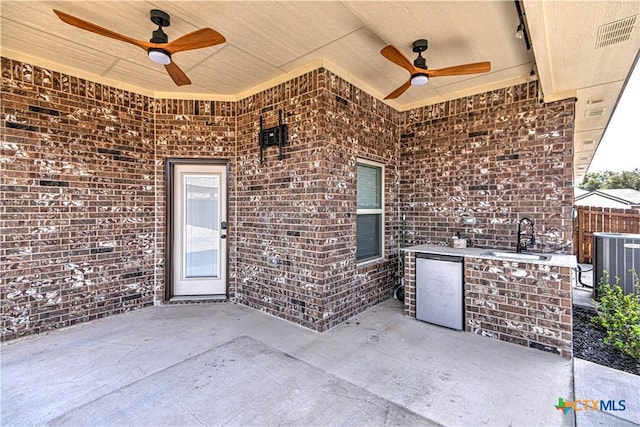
[481,250,551,262]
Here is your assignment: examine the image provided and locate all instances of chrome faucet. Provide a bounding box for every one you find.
[516,217,535,253]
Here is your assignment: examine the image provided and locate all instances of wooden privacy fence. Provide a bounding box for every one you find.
[574,206,640,263]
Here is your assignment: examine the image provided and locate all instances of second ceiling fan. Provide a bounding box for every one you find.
[381,39,491,100]
[53,8,226,86]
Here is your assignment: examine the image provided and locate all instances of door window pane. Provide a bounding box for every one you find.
[184,175,219,278]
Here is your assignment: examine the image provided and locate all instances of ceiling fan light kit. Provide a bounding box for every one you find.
[148,48,171,65]
[411,74,429,86]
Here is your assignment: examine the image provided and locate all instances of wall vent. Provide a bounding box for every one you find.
[585,107,605,117]
[596,15,637,48]
[581,139,595,145]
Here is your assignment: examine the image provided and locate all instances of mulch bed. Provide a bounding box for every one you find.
[572,304,640,376]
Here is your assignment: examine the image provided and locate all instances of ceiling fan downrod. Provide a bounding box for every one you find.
[412,39,428,69]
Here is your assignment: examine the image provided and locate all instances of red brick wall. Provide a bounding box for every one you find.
[1,60,403,339]
[1,58,155,340]
[233,70,400,331]
[465,257,573,357]
[153,99,236,303]
[400,83,575,252]
[319,71,401,329]
[403,252,417,318]
[398,85,575,356]
[1,57,576,343]
[234,71,328,329]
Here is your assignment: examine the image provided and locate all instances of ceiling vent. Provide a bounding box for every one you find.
[585,107,606,117]
[596,15,637,48]
[581,139,595,145]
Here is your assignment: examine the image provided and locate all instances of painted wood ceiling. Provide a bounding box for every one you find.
[1,1,639,183]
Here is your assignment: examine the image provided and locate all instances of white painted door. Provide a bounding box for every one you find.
[172,163,227,296]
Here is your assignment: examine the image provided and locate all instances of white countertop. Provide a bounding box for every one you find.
[403,243,577,268]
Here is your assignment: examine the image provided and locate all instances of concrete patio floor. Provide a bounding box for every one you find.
[1,299,576,426]
[570,264,640,427]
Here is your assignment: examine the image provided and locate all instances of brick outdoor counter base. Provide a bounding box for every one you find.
[404,252,573,358]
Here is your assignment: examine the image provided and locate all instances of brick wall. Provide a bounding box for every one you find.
[403,252,417,318]
[234,71,328,329]
[319,71,400,329]
[1,56,576,344]
[1,58,155,340]
[153,98,236,303]
[400,83,575,252]
[233,69,400,331]
[1,60,403,339]
[465,257,573,357]
[399,85,575,356]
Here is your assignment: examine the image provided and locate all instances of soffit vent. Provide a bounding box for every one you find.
[585,107,606,117]
[581,139,595,145]
[596,15,638,49]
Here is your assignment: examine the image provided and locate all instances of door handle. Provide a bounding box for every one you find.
[221,234,227,239]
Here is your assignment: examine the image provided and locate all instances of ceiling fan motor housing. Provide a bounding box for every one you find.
[151,28,168,43]
[414,56,427,69]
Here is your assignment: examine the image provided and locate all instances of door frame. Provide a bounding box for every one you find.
[165,158,230,301]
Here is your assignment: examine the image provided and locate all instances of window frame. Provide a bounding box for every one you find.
[356,158,385,264]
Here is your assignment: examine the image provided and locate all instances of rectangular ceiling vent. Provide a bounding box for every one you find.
[585,107,606,117]
[581,139,595,145]
[596,15,637,48]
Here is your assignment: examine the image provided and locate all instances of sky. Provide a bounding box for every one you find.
[587,56,640,173]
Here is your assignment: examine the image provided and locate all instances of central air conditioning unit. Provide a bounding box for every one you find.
[593,232,640,298]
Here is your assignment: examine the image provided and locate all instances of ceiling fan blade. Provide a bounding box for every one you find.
[53,9,151,50]
[384,80,412,100]
[165,61,191,86]
[165,28,226,54]
[381,45,415,74]
[427,61,491,77]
